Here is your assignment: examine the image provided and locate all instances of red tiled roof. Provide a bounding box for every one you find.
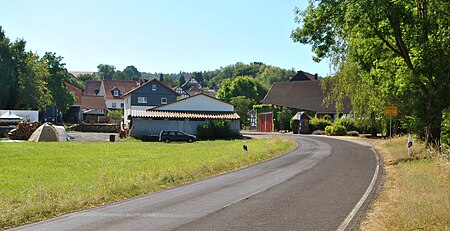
[130,110,240,120]
[81,96,107,110]
[65,82,83,105]
[85,80,102,96]
[102,80,140,99]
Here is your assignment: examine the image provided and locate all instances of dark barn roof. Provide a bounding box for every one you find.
[289,71,318,81]
[261,81,351,114]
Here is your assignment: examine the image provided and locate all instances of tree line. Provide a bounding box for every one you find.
[0,26,74,114]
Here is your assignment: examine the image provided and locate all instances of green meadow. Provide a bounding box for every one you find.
[0,137,296,229]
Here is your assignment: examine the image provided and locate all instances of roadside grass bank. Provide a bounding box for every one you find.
[361,136,449,230]
[0,137,296,229]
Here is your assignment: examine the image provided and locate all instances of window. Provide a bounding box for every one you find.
[138,97,147,104]
[152,84,157,91]
[120,103,124,108]
[161,97,167,104]
[113,90,119,96]
[112,102,117,108]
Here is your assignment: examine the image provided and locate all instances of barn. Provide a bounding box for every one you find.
[128,93,240,137]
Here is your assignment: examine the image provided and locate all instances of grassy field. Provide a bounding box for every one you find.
[0,137,296,229]
[361,137,449,230]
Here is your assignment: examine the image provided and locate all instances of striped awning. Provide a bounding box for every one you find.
[130,110,240,120]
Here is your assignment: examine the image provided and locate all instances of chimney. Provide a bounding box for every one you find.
[314,73,318,80]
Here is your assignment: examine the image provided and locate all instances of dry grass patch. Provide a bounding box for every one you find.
[361,137,450,230]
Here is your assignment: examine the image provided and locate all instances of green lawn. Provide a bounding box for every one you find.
[0,137,296,229]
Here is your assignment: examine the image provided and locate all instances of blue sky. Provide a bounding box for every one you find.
[1,0,331,76]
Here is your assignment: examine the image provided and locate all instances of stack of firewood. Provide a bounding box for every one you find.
[8,122,41,140]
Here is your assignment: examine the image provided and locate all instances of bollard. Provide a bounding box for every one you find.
[243,140,248,155]
[407,135,413,156]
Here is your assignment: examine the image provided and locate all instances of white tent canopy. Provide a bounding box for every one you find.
[28,123,68,142]
[0,111,23,123]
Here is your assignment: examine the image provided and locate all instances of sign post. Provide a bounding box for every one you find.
[384,106,398,137]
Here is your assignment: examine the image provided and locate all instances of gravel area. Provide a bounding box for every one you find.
[67,131,120,142]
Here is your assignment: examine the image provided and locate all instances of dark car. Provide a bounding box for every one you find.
[159,130,196,143]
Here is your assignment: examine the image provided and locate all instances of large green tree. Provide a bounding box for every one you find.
[123,65,141,80]
[217,76,267,103]
[96,64,116,80]
[292,0,450,146]
[43,52,74,114]
[16,52,52,110]
[0,26,21,109]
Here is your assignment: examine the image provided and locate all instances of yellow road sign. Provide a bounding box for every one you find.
[384,106,398,115]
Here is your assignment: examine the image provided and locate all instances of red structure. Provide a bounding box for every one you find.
[258,112,273,132]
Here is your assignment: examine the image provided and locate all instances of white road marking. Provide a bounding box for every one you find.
[336,148,380,231]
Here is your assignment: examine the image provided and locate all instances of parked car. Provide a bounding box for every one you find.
[159,130,196,143]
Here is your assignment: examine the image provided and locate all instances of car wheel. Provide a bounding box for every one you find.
[187,138,193,143]
[164,138,170,143]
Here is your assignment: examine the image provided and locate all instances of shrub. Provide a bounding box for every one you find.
[197,120,240,140]
[334,117,358,132]
[323,114,333,121]
[325,126,333,135]
[347,131,360,137]
[309,118,332,131]
[332,125,347,136]
[312,130,326,135]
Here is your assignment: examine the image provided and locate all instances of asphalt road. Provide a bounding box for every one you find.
[10,135,382,231]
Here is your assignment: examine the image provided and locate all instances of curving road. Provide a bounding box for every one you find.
[10,134,382,231]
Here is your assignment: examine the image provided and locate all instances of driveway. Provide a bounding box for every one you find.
[67,131,120,142]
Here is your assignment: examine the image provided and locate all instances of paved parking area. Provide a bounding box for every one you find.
[67,131,120,142]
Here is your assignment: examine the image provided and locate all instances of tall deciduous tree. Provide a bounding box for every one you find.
[123,65,141,80]
[0,26,21,109]
[43,52,74,114]
[230,96,254,126]
[292,0,450,147]
[217,76,267,103]
[16,52,51,110]
[97,64,116,80]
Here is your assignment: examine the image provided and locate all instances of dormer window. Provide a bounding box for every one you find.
[113,90,119,96]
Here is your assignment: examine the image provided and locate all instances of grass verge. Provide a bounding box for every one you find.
[361,136,449,230]
[0,137,296,229]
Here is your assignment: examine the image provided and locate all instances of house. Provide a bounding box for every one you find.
[259,70,351,132]
[123,79,180,127]
[128,93,240,137]
[80,96,107,123]
[98,80,140,110]
[85,80,102,96]
[174,76,217,99]
[289,70,319,81]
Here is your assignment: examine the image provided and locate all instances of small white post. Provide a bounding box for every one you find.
[408,135,413,156]
[243,140,248,156]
